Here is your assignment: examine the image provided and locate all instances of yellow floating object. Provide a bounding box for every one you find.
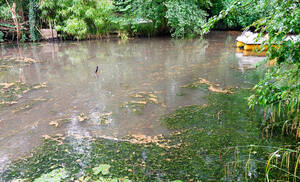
[244,44,268,51]
[236,47,243,53]
[236,41,245,47]
[243,50,266,57]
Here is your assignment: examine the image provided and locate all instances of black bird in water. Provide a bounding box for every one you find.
[95,66,99,74]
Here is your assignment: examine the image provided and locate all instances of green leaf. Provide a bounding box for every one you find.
[33,168,67,182]
[93,164,111,175]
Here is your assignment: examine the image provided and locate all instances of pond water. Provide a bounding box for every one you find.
[0,32,266,176]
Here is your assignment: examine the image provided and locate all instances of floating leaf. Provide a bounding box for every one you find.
[148,97,159,104]
[92,164,111,175]
[49,120,59,127]
[77,113,88,122]
[49,118,70,127]
[0,82,14,89]
[33,168,67,182]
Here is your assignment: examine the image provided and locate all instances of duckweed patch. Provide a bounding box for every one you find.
[1,89,275,181]
[1,124,270,181]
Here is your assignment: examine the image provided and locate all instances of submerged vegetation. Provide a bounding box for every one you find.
[1,89,281,181]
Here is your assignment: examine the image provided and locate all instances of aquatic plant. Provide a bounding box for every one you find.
[1,89,267,181]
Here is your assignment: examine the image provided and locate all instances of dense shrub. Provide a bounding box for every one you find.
[165,0,209,37]
[40,0,115,39]
[114,0,212,38]
[209,0,272,29]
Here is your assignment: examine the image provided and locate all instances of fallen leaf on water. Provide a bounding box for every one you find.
[99,112,112,125]
[182,77,234,94]
[208,85,233,94]
[48,118,70,127]
[33,82,47,89]
[42,134,65,144]
[42,135,51,139]
[0,82,14,89]
[148,93,157,98]
[77,113,88,122]
[0,101,18,105]
[130,93,144,98]
[100,112,112,117]
[149,97,159,104]
[130,100,147,105]
[22,89,30,94]
[49,120,59,127]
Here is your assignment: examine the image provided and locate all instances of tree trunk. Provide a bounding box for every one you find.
[5,1,21,42]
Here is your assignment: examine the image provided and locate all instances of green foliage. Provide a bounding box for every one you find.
[0,4,11,20]
[249,64,300,138]
[113,0,165,36]
[29,0,40,41]
[203,0,300,137]
[165,0,208,38]
[33,168,67,182]
[40,0,115,40]
[223,0,270,29]
[249,0,299,138]
[93,164,111,175]
[114,0,212,38]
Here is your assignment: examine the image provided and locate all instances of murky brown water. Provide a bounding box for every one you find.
[0,32,264,169]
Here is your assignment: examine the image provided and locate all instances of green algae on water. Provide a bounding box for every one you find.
[1,89,270,182]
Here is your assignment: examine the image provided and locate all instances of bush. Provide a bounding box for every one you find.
[209,0,272,29]
[40,0,115,40]
[249,63,300,138]
[165,0,209,38]
[114,0,212,38]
